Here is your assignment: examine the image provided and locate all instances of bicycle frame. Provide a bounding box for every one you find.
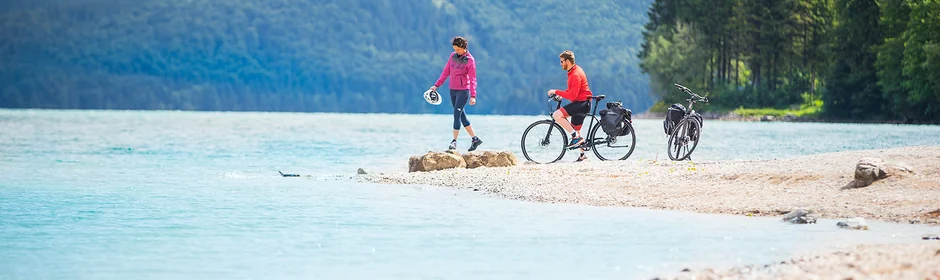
[677,84,707,124]
[521,94,637,163]
[540,96,604,149]
[684,98,698,121]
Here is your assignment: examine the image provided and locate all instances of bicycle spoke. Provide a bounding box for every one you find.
[666,118,702,161]
[590,122,636,161]
[521,120,567,164]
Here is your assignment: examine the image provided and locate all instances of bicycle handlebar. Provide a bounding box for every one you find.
[673,83,708,103]
[546,94,562,112]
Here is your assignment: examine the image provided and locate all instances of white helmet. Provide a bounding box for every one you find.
[424,89,442,105]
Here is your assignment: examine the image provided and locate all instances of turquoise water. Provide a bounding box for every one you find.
[2,109,939,279]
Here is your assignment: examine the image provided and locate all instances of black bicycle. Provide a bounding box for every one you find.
[520,94,636,163]
[666,83,708,161]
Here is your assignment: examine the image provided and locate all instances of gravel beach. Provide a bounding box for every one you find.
[656,242,940,279]
[363,145,940,279]
[366,145,940,224]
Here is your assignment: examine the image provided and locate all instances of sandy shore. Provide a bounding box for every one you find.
[363,145,940,278]
[656,242,940,279]
[366,145,940,224]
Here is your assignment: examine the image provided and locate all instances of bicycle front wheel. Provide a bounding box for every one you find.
[667,118,701,161]
[589,122,637,161]
[520,120,568,164]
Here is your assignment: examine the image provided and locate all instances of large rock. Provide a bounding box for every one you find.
[854,157,887,187]
[408,150,519,172]
[782,208,818,224]
[408,150,467,172]
[851,157,914,188]
[462,151,519,169]
[837,217,869,230]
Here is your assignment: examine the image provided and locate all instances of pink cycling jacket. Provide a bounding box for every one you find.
[434,51,477,98]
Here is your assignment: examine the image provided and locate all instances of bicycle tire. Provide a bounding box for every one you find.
[520,120,568,164]
[686,118,702,159]
[667,117,701,161]
[589,122,637,161]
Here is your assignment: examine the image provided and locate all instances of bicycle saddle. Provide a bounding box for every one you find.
[589,95,606,101]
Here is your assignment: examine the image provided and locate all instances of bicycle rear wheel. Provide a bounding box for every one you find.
[520,120,568,164]
[589,122,636,161]
[667,118,701,161]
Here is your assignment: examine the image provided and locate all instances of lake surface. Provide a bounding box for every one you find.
[2,109,938,279]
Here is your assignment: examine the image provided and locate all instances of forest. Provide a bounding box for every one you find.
[638,0,940,123]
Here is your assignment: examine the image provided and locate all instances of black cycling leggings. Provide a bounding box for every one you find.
[450,89,471,130]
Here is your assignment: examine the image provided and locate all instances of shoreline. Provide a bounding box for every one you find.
[634,111,940,125]
[362,145,940,278]
[655,242,940,279]
[3,108,938,125]
[365,145,940,224]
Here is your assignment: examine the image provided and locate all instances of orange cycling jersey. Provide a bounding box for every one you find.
[554,64,593,102]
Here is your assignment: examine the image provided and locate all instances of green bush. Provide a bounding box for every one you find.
[732,92,823,118]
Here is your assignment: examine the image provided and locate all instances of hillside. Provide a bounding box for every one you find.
[0,0,654,115]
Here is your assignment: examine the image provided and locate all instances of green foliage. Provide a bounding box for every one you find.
[638,0,940,123]
[824,0,884,120]
[733,93,823,118]
[873,0,939,122]
[647,100,671,114]
[0,0,655,115]
[875,0,912,118]
[899,0,940,121]
[640,22,709,106]
[639,0,834,110]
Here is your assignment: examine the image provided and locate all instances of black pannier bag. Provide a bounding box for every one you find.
[663,103,686,135]
[599,101,632,137]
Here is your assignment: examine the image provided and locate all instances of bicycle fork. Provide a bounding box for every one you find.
[541,120,557,147]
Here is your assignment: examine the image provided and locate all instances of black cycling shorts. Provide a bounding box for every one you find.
[561,100,591,126]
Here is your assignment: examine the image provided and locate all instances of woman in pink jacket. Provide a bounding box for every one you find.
[429,36,483,152]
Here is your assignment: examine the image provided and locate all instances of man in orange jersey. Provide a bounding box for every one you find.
[547,50,593,161]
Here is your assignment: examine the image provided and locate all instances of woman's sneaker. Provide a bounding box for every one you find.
[448,140,457,150]
[468,137,483,152]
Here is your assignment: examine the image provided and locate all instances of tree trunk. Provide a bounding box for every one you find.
[719,36,725,85]
[811,63,816,97]
[722,35,728,86]
[754,63,761,92]
[734,33,739,86]
[771,53,777,93]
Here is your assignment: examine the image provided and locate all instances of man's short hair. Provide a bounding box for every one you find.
[559,50,575,63]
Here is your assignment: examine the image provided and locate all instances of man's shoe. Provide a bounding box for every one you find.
[566,136,584,150]
[575,153,588,162]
